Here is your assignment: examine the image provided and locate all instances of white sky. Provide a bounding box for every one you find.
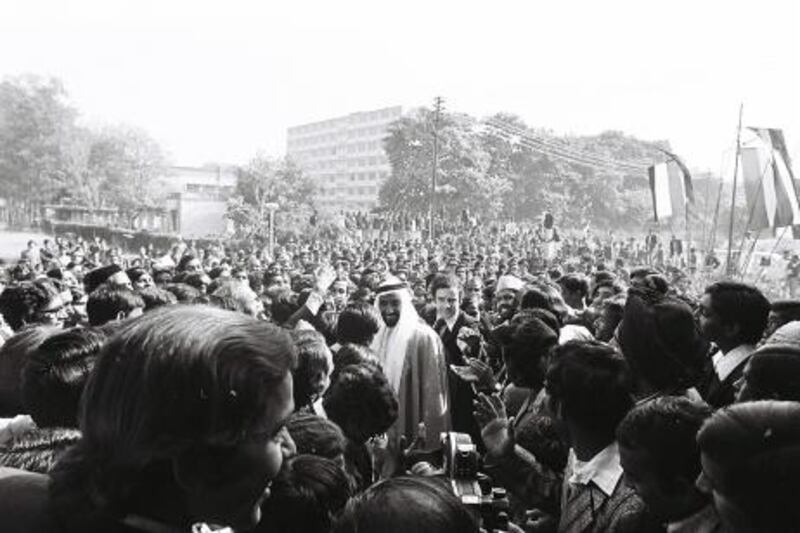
[1,0,798,175]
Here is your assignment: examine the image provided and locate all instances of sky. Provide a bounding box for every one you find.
[1,0,798,175]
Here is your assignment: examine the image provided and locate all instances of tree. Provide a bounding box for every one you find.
[381,105,677,230]
[0,75,169,228]
[0,75,78,225]
[381,108,510,219]
[226,155,315,241]
[89,125,168,226]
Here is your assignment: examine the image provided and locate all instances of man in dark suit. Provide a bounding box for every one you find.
[428,274,484,444]
[696,281,770,408]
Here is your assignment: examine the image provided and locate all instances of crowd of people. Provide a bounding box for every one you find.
[0,221,798,533]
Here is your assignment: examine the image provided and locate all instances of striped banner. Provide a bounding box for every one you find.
[648,160,689,221]
[741,128,800,230]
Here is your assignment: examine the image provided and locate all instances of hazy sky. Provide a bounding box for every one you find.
[1,0,797,174]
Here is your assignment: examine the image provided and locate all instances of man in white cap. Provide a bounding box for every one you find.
[494,274,524,324]
[371,276,450,475]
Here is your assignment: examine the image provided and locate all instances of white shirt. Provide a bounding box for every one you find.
[566,442,623,497]
[712,344,755,382]
[436,313,459,332]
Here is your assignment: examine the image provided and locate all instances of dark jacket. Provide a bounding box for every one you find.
[432,311,484,444]
[699,358,748,409]
[0,467,61,533]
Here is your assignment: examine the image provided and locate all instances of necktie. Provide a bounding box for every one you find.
[559,482,603,533]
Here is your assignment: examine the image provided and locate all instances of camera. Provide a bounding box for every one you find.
[440,432,512,531]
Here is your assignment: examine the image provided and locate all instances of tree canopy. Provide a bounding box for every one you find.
[380,107,671,230]
[226,154,316,241]
[0,75,167,227]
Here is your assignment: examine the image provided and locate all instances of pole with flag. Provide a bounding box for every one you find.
[647,150,694,241]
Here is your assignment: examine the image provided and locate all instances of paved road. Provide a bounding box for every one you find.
[0,230,50,262]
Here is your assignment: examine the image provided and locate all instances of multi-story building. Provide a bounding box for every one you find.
[286,106,402,213]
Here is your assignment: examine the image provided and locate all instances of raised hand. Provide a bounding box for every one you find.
[473,392,513,458]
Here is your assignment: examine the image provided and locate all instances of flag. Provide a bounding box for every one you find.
[741,128,800,231]
[648,159,691,221]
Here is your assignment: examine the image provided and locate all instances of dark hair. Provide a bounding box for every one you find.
[546,341,633,436]
[21,327,107,428]
[705,281,770,344]
[291,330,332,409]
[176,254,198,272]
[332,343,380,381]
[515,414,569,472]
[519,286,554,313]
[287,413,346,460]
[349,287,374,305]
[739,350,800,402]
[770,299,800,316]
[258,455,352,533]
[429,274,459,298]
[618,289,708,393]
[323,364,398,444]
[496,312,558,388]
[697,400,800,531]
[558,274,589,297]
[617,396,712,483]
[86,285,144,327]
[125,267,149,285]
[51,306,296,526]
[0,326,59,417]
[334,476,479,533]
[182,272,210,293]
[137,286,178,311]
[271,290,300,326]
[335,302,382,346]
[590,279,624,301]
[164,282,202,303]
[0,280,60,331]
[83,264,123,294]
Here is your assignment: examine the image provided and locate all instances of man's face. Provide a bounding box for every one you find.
[186,373,296,531]
[620,445,688,522]
[465,281,483,308]
[108,271,133,291]
[331,281,349,309]
[378,292,403,327]
[495,289,517,320]
[185,259,202,273]
[764,311,786,341]
[133,273,154,291]
[696,293,726,344]
[37,294,68,328]
[434,287,459,320]
[591,286,615,308]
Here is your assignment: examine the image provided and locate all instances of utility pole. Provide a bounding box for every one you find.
[725,103,744,276]
[429,96,444,240]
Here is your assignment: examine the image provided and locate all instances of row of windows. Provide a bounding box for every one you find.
[318,198,377,209]
[300,156,388,171]
[319,186,379,196]
[289,108,401,136]
[288,131,389,150]
[289,140,384,158]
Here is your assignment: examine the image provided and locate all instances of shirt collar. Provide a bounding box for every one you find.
[567,442,623,497]
[436,312,459,331]
[712,344,755,382]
